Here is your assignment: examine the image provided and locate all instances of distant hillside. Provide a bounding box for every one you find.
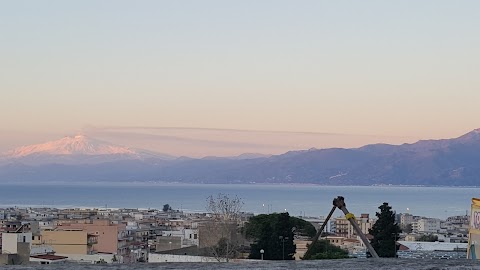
[1,129,480,186]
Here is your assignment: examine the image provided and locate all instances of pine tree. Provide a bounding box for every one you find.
[369,202,401,257]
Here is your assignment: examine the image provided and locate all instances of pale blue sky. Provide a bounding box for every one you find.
[1,1,479,154]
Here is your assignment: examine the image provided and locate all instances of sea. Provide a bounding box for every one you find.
[0,183,477,219]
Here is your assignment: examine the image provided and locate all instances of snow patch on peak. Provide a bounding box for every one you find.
[6,135,136,158]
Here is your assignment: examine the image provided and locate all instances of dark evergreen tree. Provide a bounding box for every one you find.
[303,240,349,260]
[248,213,296,260]
[369,202,401,257]
[163,204,172,212]
[418,234,438,242]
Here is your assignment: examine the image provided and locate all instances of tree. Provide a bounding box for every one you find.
[400,223,412,234]
[245,214,316,239]
[291,217,317,238]
[247,213,296,260]
[163,204,172,212]
[303,240,349,260]
[201,193,244,262]
[369,202,401,257]
[418,234,438,242]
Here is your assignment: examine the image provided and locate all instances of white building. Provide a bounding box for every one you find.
[161,228,199,247]
[38,221,55,230]
[413,218,441,234]
[1,232,32,254]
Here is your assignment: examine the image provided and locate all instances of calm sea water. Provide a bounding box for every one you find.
[0,183,477,219]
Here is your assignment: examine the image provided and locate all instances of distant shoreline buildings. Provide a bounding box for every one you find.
[0,204,471,265]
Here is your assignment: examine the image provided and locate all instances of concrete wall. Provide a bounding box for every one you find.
[198,222,238,248]
[156,236,182,252]
[56,253,121,264]
[0,254,19,265]
[1,233,18,254]
[16,242,30,265]
[397,250,467,259]
[149,253,225,263]
[1,233,32,254]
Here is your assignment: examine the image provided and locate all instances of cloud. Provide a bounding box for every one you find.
[82,126,419,158]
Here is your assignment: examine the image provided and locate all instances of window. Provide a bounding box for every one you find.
[23,236,26,242]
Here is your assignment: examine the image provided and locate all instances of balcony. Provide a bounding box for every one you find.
[118,235,134,241]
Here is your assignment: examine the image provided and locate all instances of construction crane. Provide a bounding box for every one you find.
[303,196,379,259]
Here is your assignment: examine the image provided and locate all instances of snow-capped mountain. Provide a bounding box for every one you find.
[6,135,135,158]
[2,135,173,165]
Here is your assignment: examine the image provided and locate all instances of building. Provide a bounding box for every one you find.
[334,214,375,239]
[413,218,441,234]
[57,219,129,256]
[400,213,414,227]
[32,230,98,255]
[0,232,31,265]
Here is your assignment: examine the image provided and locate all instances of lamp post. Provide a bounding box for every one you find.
[260,249,264,260]
[147,244,151,263]
[130,249,135,263]
[279,236,288,260]
[169,241,172,251]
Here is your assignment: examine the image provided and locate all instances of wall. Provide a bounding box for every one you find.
[1,233,18,254]
[1,233,32,254]
[59,220,122,254]
[16,242,31,265]
[397,250,467,259]
[36,231,88,255]
[149,253,225,263]
[156,236,182,251]
[56,253,120,264]
[0,254,19,265]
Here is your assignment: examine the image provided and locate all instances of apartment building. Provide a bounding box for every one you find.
[412,218,441,234]
[32,230,98,255]
[57,219,129,255]
[334,214,375,239]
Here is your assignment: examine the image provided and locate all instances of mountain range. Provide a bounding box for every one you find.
[1,129,480,186]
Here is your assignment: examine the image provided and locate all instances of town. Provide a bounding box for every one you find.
[0,198,470,265]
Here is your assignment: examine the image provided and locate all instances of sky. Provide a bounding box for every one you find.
[1,1,479,156]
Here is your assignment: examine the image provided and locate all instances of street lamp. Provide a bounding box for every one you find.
[260,249,264,260]
[146,244,151,262]
[169,241,172,251]
[130,249,135,263]
[279,236,288,260]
